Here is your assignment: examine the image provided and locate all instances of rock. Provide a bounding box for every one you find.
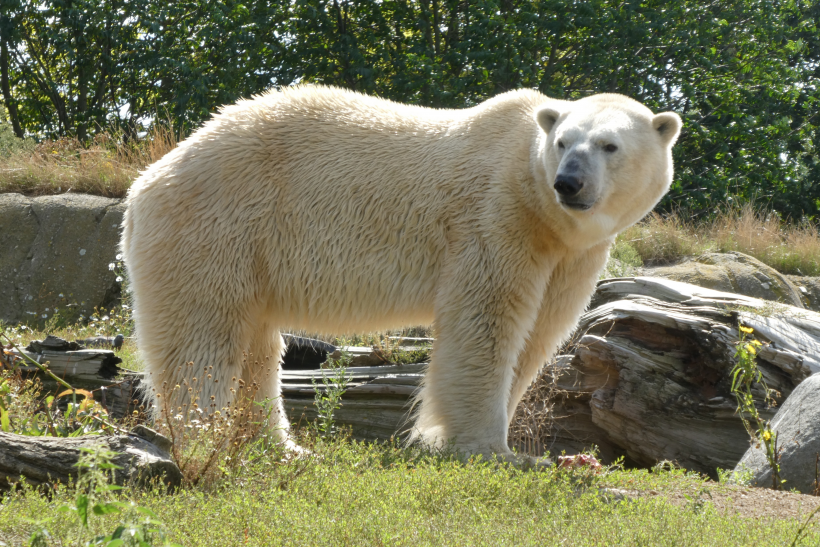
[787,275,820,312]
[734,373,820,493]
[0,193,125,325]
[527,277,820,477]
[640,251,804,308]
[0,426,182,491]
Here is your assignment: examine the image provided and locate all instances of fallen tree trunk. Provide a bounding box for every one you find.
[282,363,424,440]
[4,347,146,419]
[541,277,820,476]
[0,426,182,491]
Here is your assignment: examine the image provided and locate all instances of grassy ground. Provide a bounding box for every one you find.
[1,434,819,547]
[2,318,820,546]
[3,132,820,545]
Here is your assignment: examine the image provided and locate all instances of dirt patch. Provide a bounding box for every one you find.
[609,484,820,520]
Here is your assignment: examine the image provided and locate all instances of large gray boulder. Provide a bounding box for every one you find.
[0,193,124,325]
[734,373,820,493]
[787,275,820,312]
[640,251,804,308]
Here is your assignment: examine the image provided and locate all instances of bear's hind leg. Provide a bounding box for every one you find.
[137,313,251,426]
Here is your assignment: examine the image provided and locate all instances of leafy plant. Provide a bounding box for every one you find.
[27,446,179,547]
[603,239,644,278]
[312,350,351,437]
[730,324,783,489]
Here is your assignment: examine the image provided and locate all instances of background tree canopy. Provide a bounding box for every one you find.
[1,0,818,218]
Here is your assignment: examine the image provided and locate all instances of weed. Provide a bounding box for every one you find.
[717,465,753,487]
[0,125,177,198]
[313,349,351,437]
[27,446,179,547]
[508,357,567,457]
[731,324,783,489]
[619,203,820,275]
[603,238,643,278]
[150,356,287,488]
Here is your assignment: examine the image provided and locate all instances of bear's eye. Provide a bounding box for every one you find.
[557,140,565,149]
[604,143,618,153]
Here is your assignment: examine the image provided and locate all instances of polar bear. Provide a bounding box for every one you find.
[121,85,681,463]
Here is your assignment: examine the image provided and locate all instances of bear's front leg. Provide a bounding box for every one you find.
[412,238,550,461]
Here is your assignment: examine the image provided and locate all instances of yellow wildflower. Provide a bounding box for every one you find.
[739,326,754,334]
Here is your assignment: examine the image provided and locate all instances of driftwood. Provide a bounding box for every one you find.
[544,277,820,476]
[0,425,182,491]
[5,347,145,419]
[20,277,820,477]
[282,363,424,440]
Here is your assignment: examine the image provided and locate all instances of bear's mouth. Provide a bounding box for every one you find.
[560,200,594,211]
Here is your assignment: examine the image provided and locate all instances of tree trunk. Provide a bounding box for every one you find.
[0,34,24,138]
[7,347,146,419]
[0,426,181,491]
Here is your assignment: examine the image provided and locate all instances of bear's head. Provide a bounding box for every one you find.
[535,94,681,247]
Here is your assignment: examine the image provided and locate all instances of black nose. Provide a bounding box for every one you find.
[554,174,583,197]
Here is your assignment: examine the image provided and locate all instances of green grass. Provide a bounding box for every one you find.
[1,436,817,547]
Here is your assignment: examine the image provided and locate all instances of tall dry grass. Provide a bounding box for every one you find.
[620,203,820,276]
[0,125,177,198]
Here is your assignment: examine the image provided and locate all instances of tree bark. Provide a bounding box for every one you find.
[0,33,24,138]
[536,277,820,476]
[0,426,181,491]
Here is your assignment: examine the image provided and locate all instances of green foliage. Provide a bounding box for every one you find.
[27,447,179,547]
[0,104,31,156]
[603,239,643,278]
[731,324,783,489]
[1,1,819,218]
[313,349,351,436]
[3,437,818,546]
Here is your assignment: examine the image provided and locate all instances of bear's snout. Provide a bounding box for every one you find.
[554,174,583,197]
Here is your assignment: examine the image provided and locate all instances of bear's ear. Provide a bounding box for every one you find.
[536,107,562,134]
[653,112,682,147]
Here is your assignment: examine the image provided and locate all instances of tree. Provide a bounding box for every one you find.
[1,0,818,218]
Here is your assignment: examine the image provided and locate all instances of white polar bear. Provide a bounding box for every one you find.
[121,85,681,463]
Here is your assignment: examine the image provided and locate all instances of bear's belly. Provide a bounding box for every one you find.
[264,237,444,333]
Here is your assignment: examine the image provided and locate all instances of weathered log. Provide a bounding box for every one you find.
[0,425,182,491]
[282,363,424,440]
[4,347,146,419]
[542,277,820,476]
[5,340,424,439]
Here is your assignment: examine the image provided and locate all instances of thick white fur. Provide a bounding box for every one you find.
[121,85,681,460]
